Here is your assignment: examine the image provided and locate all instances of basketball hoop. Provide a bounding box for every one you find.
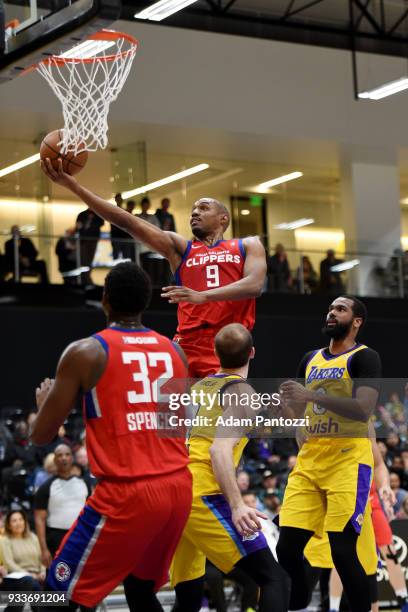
[36,30,138,155]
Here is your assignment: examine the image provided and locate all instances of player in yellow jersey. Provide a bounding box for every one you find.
[277,295,382,612]
[304,438,393,611]
[308,437,408,612]
[171,323,289,612]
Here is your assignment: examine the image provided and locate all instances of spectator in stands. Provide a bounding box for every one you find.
[110,193,126,259]
[296,255,318,294]
[385,392,405,425]
[4,226,49,284]
[401,446,408,472]
[0,541,43,612]
[74,445,96,487]
[261,470,279,500]
[111,197,137,262]
[75,207,104,285]
[278,455,297,488]
[319,249,344,295]
[267,243,292,293]
[8,420,40,471]
[155,197,176,231]
[121,200,137,262]
[0,421,14,471]
[263,491,281,521]
[385,248,404,297]
[154,197,175,285]
[39,424,71,458]
[0,248,7,282]
[32,453,56,492]
[34,444,90,568]
[236,470,250,493]
[385,432,403,463]
[396,496,408,519]
[1,510,44,589]
[136,197,161,285]
[390,472,408,513]
[55,228,78,284]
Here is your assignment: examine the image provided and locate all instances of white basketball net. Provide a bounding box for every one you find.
[37,31,137,155]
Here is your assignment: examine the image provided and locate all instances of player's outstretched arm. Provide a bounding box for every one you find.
[280,379,378,422]
[210,382,267,536]
[41,159,188,269]
[371,436,396,517]
[30,337,106,445]
[162,236,267,304]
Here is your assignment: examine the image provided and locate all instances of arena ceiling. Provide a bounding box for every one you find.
[127,0,408,58]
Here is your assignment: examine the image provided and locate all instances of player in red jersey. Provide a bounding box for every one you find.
[369,480,408,611]
[41,160,266,377]
[327,440,408,612]
[30,262,192,611]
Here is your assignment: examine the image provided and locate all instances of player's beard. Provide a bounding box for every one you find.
[322,319,353,340]
[191,226,207,239]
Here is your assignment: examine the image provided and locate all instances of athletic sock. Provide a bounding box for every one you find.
[396,589,408,598]
[329,595,341,611]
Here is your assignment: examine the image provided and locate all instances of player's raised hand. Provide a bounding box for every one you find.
[280,380,310,403]
[161,285,207,304]
[36,378,55,410]
[232,503,268,537]
[40,158,78,190]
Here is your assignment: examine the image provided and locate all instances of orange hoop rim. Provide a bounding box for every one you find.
[39,29,138,67]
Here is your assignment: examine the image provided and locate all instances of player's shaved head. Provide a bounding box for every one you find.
[194,198,230,232]
[215,323,253,369]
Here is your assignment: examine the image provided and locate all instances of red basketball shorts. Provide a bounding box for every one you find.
[371,490,393,547]
[174,330,219,378]
[46,467,192,607]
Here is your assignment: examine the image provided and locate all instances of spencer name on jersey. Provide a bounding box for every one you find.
[176,239,256,334]
[83,327,188,480]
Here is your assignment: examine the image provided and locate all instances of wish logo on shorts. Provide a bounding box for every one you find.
[55,562,71,582]
[242,532,259,542]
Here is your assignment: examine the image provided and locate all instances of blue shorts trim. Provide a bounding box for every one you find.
[202,494,267,558]
[351,463,372,534]
[47,505,106,598]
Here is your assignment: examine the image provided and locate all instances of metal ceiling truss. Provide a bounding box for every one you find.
[128,0,408,58]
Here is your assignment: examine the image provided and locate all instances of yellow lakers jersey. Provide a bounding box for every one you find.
[304,344,369,438]
[188,374,249,497]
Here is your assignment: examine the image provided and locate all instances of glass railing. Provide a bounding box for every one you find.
[263,242,408,298]
[0,231,171,288]
[0,230,407,298]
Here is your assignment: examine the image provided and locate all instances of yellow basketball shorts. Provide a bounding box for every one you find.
[304,507,378,575]
[279,438,373,536]
[170,493,268,586]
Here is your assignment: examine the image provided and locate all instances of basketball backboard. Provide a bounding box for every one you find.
[0,0,121,82]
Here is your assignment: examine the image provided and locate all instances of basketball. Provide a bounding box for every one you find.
[40,129,88,176]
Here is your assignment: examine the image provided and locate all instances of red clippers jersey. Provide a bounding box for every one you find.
[175,238,256,334]
[83,326,189,480]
